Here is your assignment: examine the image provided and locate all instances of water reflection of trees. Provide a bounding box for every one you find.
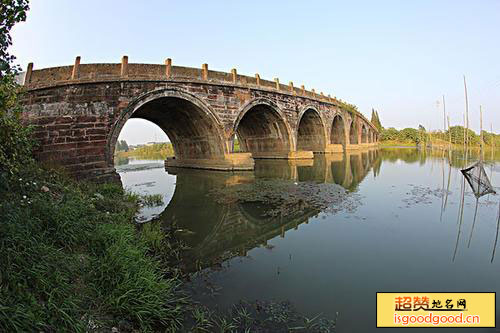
[156,149,381,271]
[379,147,500,169]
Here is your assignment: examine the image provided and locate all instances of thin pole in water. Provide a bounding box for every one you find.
[480,105,484,160]
[442,94,446,134]
[453,198,465,262]
[491,201,500,263]
[492,123,495,152]
[463,75,470,149]
[447,115,452,154]
[467,198,479,248]
[463,113,466,153]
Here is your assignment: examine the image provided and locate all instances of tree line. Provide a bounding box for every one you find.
[379,125,500,146]
[370,108,499,147]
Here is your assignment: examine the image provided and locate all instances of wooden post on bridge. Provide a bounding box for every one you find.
[165,58,172,78]
[71,56,81,80]
[231,68,237,83]
[24,62,33,86]
[120,56,128,77]
[202,63,208,80]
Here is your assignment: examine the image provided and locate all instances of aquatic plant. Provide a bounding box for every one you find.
[185,301,337,333]
[141,193,164,207]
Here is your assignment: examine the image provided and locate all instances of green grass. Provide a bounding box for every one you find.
[141,193,164,207]
[0,166,187,332]
[117,143,175,160]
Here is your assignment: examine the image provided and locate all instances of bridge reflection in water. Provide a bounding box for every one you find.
[152,148,381,271]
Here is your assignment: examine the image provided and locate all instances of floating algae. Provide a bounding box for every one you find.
[402,185,452,207]
[208,179,361,218]
[115,162,164,173]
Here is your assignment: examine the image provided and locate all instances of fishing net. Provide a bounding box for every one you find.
[461,162,496,198]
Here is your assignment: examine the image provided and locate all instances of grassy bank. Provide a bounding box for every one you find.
[116,143,174,160]
[378,140,418,147]
[1,160,339,333]
[0,164,188,332]
[379,139,500,150]
[116,139,243,160]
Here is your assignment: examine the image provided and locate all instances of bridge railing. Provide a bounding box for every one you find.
[23,56,378,132]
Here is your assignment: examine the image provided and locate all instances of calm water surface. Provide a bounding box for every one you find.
[116,148,500,332]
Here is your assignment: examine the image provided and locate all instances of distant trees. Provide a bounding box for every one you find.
[379,124,499,146]
[379,127,424,145]
[445,126,479,145]
[398,128,422,144]
[115,140,129,152]
[370,109,382,132]
[126,143,174,158]
[380,127,399,141]
[483,131,498,146]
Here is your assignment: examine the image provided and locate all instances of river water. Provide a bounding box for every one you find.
[116,148,500,332]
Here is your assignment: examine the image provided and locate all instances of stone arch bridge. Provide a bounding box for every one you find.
[20,56,379,181]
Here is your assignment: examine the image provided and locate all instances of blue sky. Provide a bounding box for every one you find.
[11,0,500,144]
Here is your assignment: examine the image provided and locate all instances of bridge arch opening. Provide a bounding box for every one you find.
[361,124,368,143]
[234,103,291,158]
[296,108,326,152]
[349,121,358,144]
[114,119,173,165]
[110,95,226,165]
[331,115,345,145]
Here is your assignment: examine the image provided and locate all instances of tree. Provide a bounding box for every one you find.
[417,125,427,145]
[398,128,421,144]
[446,126,479,145]
[0,0,32,179]
[0,0,30,77]
[482,131,499,146]
[376,111,382,129]
[371,108,382,131]
[380,127,399,141]
[115,140,129,152]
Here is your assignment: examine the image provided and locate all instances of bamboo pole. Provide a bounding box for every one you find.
[480,105,483,160]
[442,95,446,133]
[463,75,469,149]
[491,201,500,263]
[463,113,466,152]
[447,116,451,150]
[492,123,495,151]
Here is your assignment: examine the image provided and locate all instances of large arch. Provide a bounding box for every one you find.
[296,107,326,152]
[234,99,292,158]
[330,114,345,145]
[349,120,358,144]
[361,124,368,143]
[107,88,227,167]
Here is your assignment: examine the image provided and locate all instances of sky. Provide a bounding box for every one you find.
[10,0,500,144]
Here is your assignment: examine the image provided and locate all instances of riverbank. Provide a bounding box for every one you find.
[380,139,499,150]
[116,143,174,160]
[0,162,190,331]
[1,159,338,332]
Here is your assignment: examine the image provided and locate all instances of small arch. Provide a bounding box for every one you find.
[361,124,368,143]
[107,88,227,167]
[349,120,358,144]
[296,107,326,152]
[233,98,292,157]
[330,114,346,145]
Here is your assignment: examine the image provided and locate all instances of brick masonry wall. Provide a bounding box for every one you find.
[20,63,379,180]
